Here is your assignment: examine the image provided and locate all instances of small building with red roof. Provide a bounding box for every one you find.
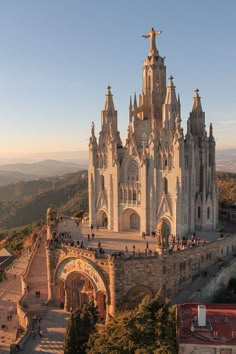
[178,303,236,353]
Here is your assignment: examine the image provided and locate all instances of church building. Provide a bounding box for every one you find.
[88,28,218,238]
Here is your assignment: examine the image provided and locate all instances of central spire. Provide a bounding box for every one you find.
[142,27,162,55]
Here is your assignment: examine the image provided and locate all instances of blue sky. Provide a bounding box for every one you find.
[0,0,235,160]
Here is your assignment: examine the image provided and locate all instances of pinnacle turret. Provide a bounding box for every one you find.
[192,88,203,113]
[164,76,177,105]
[209,123,213,137]
[189,88,206,137]
[104,85,115,114]
[133,93,137,108]
[129,96,132,109]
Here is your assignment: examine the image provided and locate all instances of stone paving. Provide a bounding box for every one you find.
[78,224,222,255]
[80,225,157,254]
[0,251,31,354]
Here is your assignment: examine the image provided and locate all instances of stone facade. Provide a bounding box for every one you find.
[88,28,218,237]
[46,209,236,321]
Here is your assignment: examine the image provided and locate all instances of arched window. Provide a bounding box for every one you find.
[127,160,139,181]
[168,154,172,169]
[164,156,168,169]
[198,206,201,219]
[164,177,168,194]
[133,190,137,201]
[100,175,105,190]
[207,207,210,219]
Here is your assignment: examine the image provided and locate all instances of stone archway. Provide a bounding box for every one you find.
[65,271,95,312]
[54,257,109,321]
[97,209,108,228]
[122,209,140,231]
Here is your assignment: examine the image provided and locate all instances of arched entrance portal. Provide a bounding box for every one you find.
[64,271,106,321]
[122,209,140,231]
[55,257,109,322]
[66,272,94,311]
[97,210,108,228]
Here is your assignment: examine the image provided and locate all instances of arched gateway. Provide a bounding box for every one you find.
[54,257,109,321]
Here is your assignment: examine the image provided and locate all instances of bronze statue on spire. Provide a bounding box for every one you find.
[142,27,162,54]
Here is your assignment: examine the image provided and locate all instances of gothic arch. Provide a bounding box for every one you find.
[54,256,110,315]
[97,209,108,228]
[156,216,172,237]
[121,208,140,231]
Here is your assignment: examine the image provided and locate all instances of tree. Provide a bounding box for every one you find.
[64,314,79,354]
[87,294,177,354]
[64,303,98,354]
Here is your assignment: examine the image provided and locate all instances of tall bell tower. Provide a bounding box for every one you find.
[140,28,166,131]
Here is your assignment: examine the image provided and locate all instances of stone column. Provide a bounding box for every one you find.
[64,286,69,311]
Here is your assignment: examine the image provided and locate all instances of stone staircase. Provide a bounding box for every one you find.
[21,230,69,352]
[26,231,48,306]
[22,307,68,353]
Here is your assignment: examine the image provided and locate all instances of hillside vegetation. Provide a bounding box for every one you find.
[217,171,236,206]
[0,170,88,229]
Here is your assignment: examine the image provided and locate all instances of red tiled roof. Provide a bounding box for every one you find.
[178,303,236,345]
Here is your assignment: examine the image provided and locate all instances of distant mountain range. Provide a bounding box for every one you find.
[0,160,83,186]
[0,148,234,187]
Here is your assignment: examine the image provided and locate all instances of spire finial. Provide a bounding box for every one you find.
[168,75,174,87]
[142,27,162,54]
[192,88,202,112]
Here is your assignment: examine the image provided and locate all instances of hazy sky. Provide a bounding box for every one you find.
[0,0,235,159]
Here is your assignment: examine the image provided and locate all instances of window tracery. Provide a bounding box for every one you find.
[127,160,139,181]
